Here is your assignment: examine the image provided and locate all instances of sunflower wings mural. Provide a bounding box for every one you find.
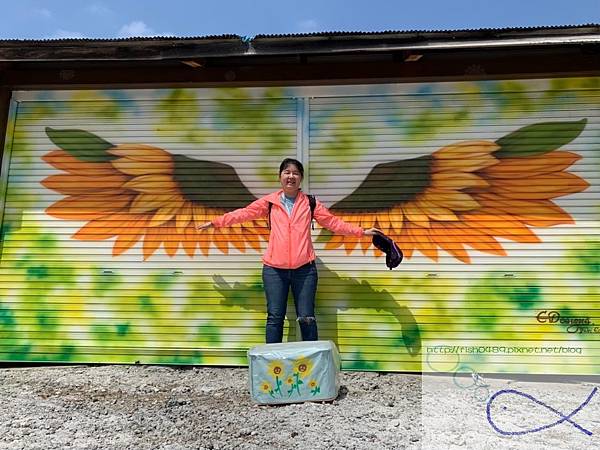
[41,120,589,263]
[41,128,268,259]
[321,119,589,263]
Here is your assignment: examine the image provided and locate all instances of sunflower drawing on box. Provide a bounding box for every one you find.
[41,119,589,263]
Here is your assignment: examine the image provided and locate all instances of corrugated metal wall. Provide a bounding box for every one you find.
[0,79,599,374]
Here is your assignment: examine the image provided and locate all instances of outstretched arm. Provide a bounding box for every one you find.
[197,197,269,230]
[313,200,381,236]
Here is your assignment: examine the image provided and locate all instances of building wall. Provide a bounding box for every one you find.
[0,76,598,373]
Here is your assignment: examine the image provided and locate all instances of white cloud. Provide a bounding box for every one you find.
[117,20,174,38]
[298,19,319,33]
[118,20,151,37]
[87,3,113,15]
[34,8,53,19]
[50,29,87,39]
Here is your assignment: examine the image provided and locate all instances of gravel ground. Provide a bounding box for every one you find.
[0,365,422,450]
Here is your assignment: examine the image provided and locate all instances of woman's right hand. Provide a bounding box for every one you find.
[196,222,213,231]
[363,227,383,236]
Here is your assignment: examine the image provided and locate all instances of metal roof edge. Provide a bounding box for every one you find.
[0,24,598,62]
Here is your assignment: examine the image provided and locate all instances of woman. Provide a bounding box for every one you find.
[198,158,380,343]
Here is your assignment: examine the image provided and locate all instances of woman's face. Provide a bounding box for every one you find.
[279,163,302,192]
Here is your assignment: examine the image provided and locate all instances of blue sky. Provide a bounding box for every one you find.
[0,0,599,40]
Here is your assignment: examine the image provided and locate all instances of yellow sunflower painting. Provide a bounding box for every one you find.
[292,358,313,378]
[40,119,589,264]
[267,360,285,378]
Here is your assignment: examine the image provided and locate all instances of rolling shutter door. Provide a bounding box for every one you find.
[0,78,599,375]
[307,79,599,374]
[0,88,297,364]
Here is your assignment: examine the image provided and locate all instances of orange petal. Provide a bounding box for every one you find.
[73,213,133,240]
[434,155,498,173]
[229,222,243,235]
[253,219,269,233]
[388,208,404,234]
[429,222,471,263]
[324,234,345,250]
[182,225,198,257]
[415,198,458,222]
[197,228,212,256]
[462,212,541,244]
[425,189,480,211]
[111,157,173,176]
[243,225,263,252]
[358,213,376,230]
[42,173,129,195]
[212,228,230,254]
[394,224,414,259]
[343,237,358,254]
[474,193,575,227]
[130,193,181,214]
[107,144,173,162]
[482,151,582,178]
[143,225,165,260]
[402,203,430,228]
[192,205,208,225]
[42,150,117,176]
[122,175,178,193]
[448,221,507,256]
[46,193,133,220]
[113,215,149,256]
[434,140,499,159]
[407,224,438,261]
[374,210,392,234]
[163,223,180,257]
[222,223,246,253]
[490,173,589,199]
[150,200,184,227]
[176,202,193,233]
[360,235,372,252]
[432,172,490,190]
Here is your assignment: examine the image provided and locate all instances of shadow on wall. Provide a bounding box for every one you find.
[212,258,421,357]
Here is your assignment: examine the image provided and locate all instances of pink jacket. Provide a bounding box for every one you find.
[211,190,364,269]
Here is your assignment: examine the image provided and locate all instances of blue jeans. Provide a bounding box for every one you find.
[262,261,318,343]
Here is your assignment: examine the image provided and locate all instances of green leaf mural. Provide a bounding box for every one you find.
[494,119,587,158]
[45,127,116,162]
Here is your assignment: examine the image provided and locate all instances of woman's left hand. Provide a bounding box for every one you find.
[363,227,383,236]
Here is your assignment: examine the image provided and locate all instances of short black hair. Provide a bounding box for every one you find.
[279,158,304,178]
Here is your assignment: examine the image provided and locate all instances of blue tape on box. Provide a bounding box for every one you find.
[247,340,341,405]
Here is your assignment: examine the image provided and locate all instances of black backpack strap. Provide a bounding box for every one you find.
[267,201,273,230]
[307,194,316,230]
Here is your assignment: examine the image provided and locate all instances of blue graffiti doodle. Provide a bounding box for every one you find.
[486,387,598,436]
